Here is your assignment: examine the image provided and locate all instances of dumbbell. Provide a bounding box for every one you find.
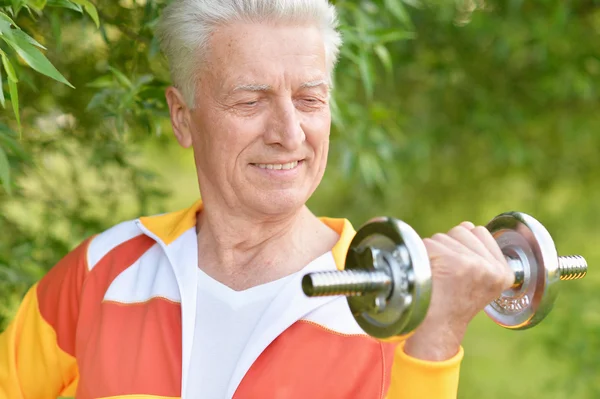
[302,212,587,339]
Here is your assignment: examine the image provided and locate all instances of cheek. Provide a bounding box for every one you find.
[194,111,247,154]
[196,117,265,180]
[303,111,331,149]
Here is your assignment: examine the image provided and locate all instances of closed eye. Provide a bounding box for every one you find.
[297,97,326,108]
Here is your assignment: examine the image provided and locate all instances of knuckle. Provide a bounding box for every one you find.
[494,275,507,287]
[448,264,469,280]
[464,252,478,265]
[499,259,513,274]
[472,225,489,236]
[458,254,479,270]
[492,268,514,290]
[448,225,465,235]
[504,270,516,286]
[422,238,436,251]
[431,233,446,241]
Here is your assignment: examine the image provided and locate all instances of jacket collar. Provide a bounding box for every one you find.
[138,199,356,270]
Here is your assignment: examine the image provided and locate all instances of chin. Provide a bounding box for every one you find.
[251,190,309,216]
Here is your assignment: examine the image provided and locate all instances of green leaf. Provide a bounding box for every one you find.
[1,53,17,82]
[6,30,74,88]
[372,28,415,44]
[0,11,17,28]
[329,96,344,130]
[17,29,46,50]
[0,145,10,194]
[17,70,38,92]
[115,112,125,133]
[8,77,20,134]
[0,66,5,108]
[147,36,160,59]
[108,66,132,89]
[49,10,62,50]
[133,74,154,90]
[83,2,99,28]
[69,0,99,27]
[0,13,46,50]
[86,90,109,111]
[85,74,114,89]
[358,152,386,188]
[384,0,411,26]
[46,0,82,12]
[358,52,374,100]
[10,0,25,15]
[374,44,393,76]
[99,22,110,45]
[0,124,27,160]
[25,0,47,11]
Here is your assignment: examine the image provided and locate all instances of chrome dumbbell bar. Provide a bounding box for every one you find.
[302,212,587,339]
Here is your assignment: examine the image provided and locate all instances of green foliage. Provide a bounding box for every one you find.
[0,0,92,133]
[0,0,599,397]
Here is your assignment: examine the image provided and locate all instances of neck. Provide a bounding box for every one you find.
[196,203,338,291]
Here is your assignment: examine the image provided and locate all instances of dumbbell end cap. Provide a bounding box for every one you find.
[558,255,587,280]
[302,275,316,297]
[485,212,561,330]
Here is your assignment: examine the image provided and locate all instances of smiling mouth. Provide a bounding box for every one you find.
[252,160,301,170]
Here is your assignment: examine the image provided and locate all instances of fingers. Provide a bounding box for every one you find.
[430,233,472,256]
[470,226,506,265]
[447,225,497,265]
[428,223,493,269]
[460,221,475,229]
[422,237,450,257]
[428,221,514,290]
[455,222,509,267]
[453,224,514,288]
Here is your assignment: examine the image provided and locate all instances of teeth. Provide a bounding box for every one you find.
[256,161,299,170]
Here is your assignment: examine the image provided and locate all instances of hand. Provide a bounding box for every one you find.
[404,222,515,361]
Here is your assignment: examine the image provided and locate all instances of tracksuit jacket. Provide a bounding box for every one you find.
[0,200,463,398]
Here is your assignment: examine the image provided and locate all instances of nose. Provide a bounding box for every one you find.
[264,99,305,150]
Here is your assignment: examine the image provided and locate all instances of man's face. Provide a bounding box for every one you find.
[183,22,331,217]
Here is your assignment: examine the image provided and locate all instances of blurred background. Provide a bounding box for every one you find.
[1,0,599,397]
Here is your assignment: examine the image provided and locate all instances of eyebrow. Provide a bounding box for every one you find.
[232,79,331,93]
[233,83,272,92]
[300,79,330,90]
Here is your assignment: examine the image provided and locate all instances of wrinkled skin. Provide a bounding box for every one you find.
[165,21,514,360]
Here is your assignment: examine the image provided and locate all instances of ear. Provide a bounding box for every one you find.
[165,87,193,148]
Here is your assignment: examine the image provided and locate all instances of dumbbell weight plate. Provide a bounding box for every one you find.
[346,217,432,339]
[484,212,561,329]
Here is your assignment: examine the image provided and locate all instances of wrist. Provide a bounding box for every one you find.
[404,319,467,361]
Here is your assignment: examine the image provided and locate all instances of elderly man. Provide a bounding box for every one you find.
[0,1,514,398]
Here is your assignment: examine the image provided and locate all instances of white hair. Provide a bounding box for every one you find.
[156,0,343,108]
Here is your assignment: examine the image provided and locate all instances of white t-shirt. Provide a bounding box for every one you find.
[185,267,298,398]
